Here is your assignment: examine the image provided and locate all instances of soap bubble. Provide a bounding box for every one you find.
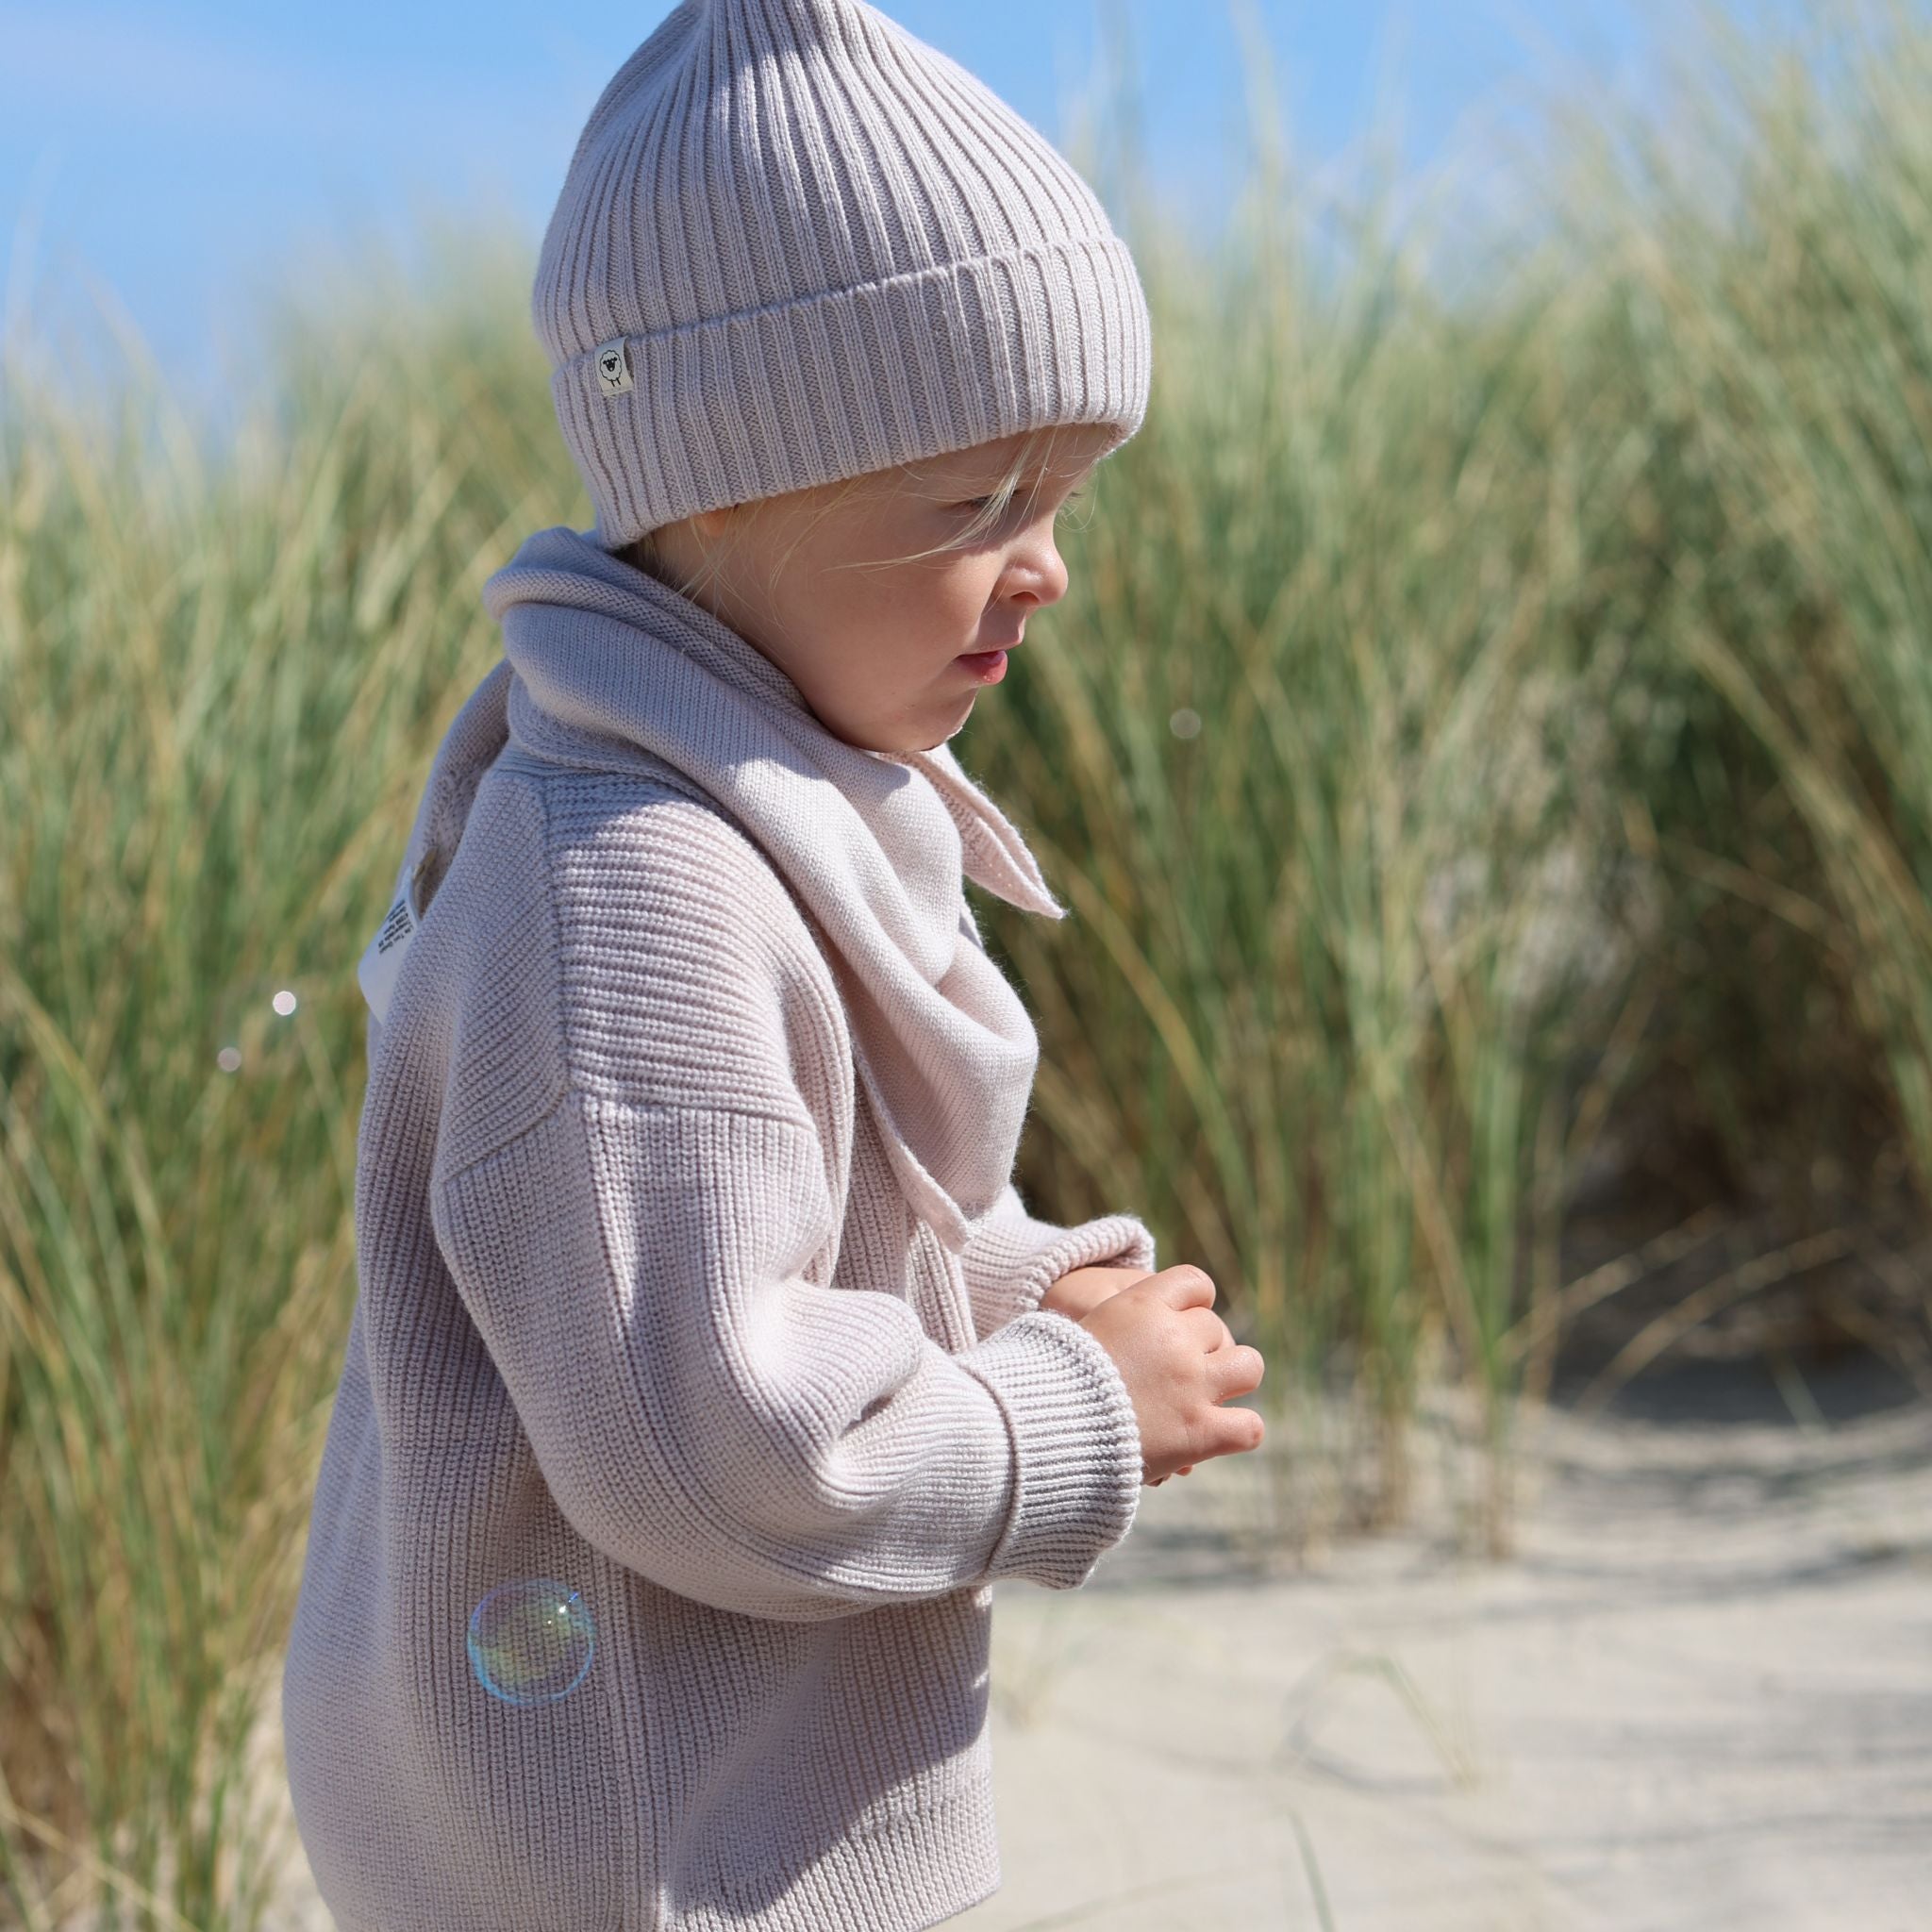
[467,1579,595,1707]
[211,973,304,1077]
[1169,707,1202,741]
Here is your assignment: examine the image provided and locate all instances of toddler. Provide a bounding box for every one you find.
[281,2,1265,1926]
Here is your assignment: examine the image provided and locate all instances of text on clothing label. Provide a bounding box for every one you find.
[356,860,426,1024]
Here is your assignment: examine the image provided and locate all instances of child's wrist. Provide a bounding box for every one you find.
[1037,1265,1149,1321]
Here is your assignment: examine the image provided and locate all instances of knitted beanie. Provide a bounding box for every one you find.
[530,0,1153,552]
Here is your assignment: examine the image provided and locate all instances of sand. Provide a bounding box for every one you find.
[240,1359,1931,1932]
[967,1360,1932,1931]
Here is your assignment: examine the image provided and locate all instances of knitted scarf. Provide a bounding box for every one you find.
[391,523,1071,1254]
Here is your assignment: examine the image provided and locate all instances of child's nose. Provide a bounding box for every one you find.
[1011,541,1069,610]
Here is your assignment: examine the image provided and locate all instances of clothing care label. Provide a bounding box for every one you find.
[357,861,425,1024]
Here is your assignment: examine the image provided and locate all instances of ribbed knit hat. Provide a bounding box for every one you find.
[531,0,1153,552]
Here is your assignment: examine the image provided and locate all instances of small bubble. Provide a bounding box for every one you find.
[468,1579,595,1707]
[272,989,298,1016]
[217,1046,242,1073]
[1169,708,1201,740]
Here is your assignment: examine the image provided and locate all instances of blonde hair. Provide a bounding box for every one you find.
[616,422,1101,608]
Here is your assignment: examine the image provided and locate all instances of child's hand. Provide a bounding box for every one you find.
[1075,1269,1262,1486]
[1039,1264,1215,1481]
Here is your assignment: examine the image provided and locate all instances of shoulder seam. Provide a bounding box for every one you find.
[517,755,738,827]
[475,762,853,1193]
[435,1089,821,1199]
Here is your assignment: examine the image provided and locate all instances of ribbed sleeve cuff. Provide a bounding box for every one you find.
[956,1310,1143,1591]
[958,1201,1158,1341]
[1008,1212,1158,1318]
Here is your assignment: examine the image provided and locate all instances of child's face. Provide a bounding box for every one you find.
[651,426,1115,754]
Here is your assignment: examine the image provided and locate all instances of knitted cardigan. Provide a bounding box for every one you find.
[281,528,1158,1931]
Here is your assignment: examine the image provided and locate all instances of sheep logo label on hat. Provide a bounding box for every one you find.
[594,340,633,397]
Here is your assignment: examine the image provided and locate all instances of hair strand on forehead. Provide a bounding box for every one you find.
[617,422,1106,595]
[839,422,1105,575]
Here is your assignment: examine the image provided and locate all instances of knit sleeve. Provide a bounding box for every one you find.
[958,1182,1158,1344]
[431,1091,1146,1624]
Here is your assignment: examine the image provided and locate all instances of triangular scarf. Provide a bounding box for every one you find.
[416,523,1071,1253]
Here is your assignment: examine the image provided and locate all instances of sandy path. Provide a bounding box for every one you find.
[968,1370,1932,1931]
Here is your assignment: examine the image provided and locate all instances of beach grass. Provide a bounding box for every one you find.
[3,0,1932,1919]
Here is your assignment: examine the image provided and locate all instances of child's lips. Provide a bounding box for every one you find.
[956,647,1009,684]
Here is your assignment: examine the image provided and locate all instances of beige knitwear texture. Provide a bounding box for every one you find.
[283,0,1162,1921]
[532,0,1152,549]
[278,536,1165,1928]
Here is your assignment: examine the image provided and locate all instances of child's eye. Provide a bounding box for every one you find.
[956,490,1086,515]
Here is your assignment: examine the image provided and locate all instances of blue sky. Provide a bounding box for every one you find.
[1,1,1760,419]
